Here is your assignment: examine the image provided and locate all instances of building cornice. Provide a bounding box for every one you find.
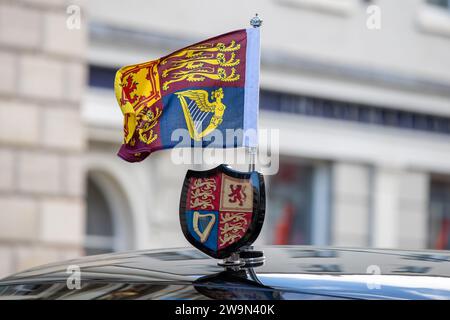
[89,22,450,99]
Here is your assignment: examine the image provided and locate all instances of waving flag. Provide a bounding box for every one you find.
[114,28,260,162]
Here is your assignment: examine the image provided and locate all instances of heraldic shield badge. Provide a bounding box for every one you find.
[179,164,265,259]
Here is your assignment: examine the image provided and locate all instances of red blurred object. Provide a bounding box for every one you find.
[435,217,450,250]
[274,203,294,245]
[275,164,298,183]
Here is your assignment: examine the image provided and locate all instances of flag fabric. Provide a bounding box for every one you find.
[114,28,260,162]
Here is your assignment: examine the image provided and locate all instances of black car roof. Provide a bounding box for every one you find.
[1,246,450,300]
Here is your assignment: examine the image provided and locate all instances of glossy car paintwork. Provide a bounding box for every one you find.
[0,246,449,300]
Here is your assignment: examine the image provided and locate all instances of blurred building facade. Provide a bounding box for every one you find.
[1,0,450,277]
[0,0,87,278]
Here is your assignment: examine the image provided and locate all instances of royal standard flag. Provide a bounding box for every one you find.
[114,28,260,162]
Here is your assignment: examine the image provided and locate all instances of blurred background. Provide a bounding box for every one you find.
[1,0,450,278]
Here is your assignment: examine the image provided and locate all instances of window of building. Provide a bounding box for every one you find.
[88,65,450,137]
[429,176,450,250]
[88,65,116,89]
[266,158,331,245]
[427,0,450,11]
[85,176,115,255]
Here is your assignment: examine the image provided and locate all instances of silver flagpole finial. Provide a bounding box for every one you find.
[250,14,262,28]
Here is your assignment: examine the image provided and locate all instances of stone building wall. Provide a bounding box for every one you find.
[0,0,87,278]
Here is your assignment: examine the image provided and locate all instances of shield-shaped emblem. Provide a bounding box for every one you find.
[179,164,265,259]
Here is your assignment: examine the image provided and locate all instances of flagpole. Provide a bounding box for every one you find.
[247,14,262,173]
[218,15,264,268]
[248,147,256,172]
[220,14,266,268]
